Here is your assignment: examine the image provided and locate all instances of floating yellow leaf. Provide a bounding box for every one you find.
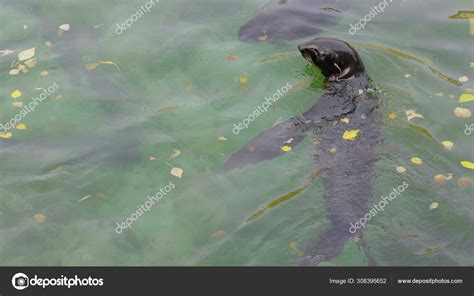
[11,89,22,99]
[211,230,225,238]
[217,136,227,142]
[458,177,473,187]
[99,60,120,71]
[342,129,359,140]
[280,145,292,152]
[458,76,469,82]
[329,147,337,154]
[410,157,422,165]
[248,146,256,152]
[289,242,303,257]
[459,94,474,103]
[59,23,70,31]
[49,166,62,173]
[0,132,12,139]
[387,112,397,120]
[40,70,48,77]
[9,68,19,75]
[18,47,36,61]
[406,109,424,121]
[460,161,474,169]
[396,166,407,173]
[454,107,472,118]
[24,58,37,68]
[34,213,46,223]
[16,123,27,130]
[441,140,454,150]
[429,202,439,210]
[170,167,183,178]
[12,101,23,108]
[45,41,52,48]
[148,156,157,160]
[54,94,63,100]
[239,75,249,84]
[340,117,349,123]
[258,35,268,42]
[168,149,181,159]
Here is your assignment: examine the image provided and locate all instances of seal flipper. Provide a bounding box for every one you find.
[223,115,313,171]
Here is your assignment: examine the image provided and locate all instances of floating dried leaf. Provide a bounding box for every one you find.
[434,174,452,185]
[12,101,23,108]
[459,94,474,103]
[168,149,181,159]
[217,136,227,142]
[44,41,52,48]
[441,141,454,150]
[9,68,19,75]
[410,157,422,165]
[11,89,22,99]
[454,107,472,118]
[289,242,303,257]
[18,47,36,61]
[16,123,27,130]
[40,70,48,77]
[24,58,37,68]
[460,160,474,169]
[258,35,268,42]
[429,202,439,210]
[78,195,92,203]
[225,54,237,61]
[59,23,70,31]
[280,145,292,152]
[211,230,225,238]
[85,63,99,70]
[0,49,14,57]
[340,117,349,123]
[406,109,424,121]
[387,112,397,120]
[342,129,359,140]
[0,132,12,139]
[458,76,469,82]
[170,167,183,178]
[458,177,473,187]
[396,166,407,173]
[34,213,46,223]
[239,75,249,84]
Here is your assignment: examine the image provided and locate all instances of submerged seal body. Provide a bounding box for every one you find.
[239,0,350,43]
[224,38,381,265]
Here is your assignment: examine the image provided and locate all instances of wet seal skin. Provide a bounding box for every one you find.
[224,38,382,266]
[239,0,350,43]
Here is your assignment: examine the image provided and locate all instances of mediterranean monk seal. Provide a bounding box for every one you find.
[224,37,381,266]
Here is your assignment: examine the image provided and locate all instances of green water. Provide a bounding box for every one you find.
[0,0,473,266]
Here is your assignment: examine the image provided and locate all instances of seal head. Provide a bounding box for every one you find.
[298,37,365,81]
